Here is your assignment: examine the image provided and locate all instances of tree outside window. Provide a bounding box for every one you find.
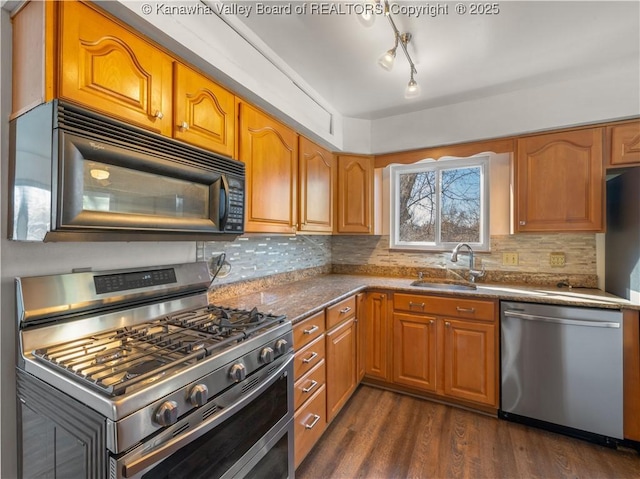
[390,157,489,251]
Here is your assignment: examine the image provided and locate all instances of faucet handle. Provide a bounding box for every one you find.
[469,265,486,283]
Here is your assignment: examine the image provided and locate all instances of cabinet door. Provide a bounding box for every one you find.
[356,293,366,382]
[608,121,640,168]
[515,128,604,232]
[238,102,298,233]
[442,319,496,406]
[299,137,334,233]
[173,63,235,157]
[59,1,173,136]
[364,292,389,381]
[326,318,357,422]
[393,313,437,392]
[336,155,373,234]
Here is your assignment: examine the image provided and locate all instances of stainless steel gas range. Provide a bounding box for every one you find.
[15,262,294,479]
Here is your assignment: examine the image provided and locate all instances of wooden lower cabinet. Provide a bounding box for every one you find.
[326,317,357,422]
[294,384,327,469]
[364,292,390,381]
[385,293,498,409]
[393,313,437,392]
[356,293,366,382]
[294,295,363,468]
[442,318,496,406]
[293,312,327,468]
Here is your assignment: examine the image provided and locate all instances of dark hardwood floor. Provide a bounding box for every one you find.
[296,385,640,479]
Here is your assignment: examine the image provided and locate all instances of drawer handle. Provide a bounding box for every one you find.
[339,307,352,314]
[409,301,425,310]
[302,380,319,394]
[303,325,319,335]
[302,352,318,364]
[456,306,475,313]
[305,414,321,430]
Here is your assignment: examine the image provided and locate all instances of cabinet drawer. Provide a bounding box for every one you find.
[326,296,356,330]
[293,310,326,349]
[294,335,326,380]
[394,294,495,322]
[294,384,327,469]
[294,359,326,410]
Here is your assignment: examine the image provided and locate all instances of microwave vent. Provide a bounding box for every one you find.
[55,102,244,178]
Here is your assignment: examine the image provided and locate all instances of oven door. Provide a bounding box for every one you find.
[114,355,294,479]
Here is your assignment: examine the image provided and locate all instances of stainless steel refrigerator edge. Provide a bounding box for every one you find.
[501,301,623,440]
[605,167,640,303]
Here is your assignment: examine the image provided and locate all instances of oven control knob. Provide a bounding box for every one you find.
[154,401,178,427]
[259,347,275,364]
[229,363,246,382]
[274,339,288,355]
[189,384,209,407]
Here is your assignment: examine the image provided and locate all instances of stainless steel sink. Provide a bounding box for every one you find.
[410,280,477,291]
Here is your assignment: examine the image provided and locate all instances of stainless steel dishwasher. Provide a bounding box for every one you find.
[500,301,623,441]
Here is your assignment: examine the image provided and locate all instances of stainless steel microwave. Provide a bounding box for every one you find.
[9,101,244,242]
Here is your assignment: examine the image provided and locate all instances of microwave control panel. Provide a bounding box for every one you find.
[225,177,244,232]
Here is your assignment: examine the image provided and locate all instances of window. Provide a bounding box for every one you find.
[389,156,490,251]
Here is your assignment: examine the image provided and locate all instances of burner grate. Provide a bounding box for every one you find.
[31,304,284,396]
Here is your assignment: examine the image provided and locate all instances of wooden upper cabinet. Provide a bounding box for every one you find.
[299,137,335,233]
[238,102,298,233]
[608,121,640,168]
[515,128,604,232]
[58,1,173,136]
[336,155,374,234]
[173,63,235,157]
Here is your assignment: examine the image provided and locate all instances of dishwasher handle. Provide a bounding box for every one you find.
[503,310,620,328]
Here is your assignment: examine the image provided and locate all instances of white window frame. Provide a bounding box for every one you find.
[389,156,490,251]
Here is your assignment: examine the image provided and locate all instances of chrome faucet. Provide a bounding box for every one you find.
[450,243,485,283]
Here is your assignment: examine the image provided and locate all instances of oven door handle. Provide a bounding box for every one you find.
[118,354,293,478]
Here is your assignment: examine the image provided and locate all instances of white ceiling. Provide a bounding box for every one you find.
[223,1,640,120]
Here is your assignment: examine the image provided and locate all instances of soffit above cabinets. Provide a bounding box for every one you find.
[221,1,640,120]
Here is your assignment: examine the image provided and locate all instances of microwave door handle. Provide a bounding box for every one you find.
[219,175,230,231]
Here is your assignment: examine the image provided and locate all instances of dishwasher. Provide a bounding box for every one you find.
[500,301,623,442]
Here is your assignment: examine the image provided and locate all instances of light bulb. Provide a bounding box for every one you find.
[378,48,396,71]
[405,77,421,98]
[90,168,110,180]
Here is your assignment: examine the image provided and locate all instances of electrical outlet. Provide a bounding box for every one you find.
[550,252,566,267]
[502,252,519,266]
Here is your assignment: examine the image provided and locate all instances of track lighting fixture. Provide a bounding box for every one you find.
[373,1,420,98]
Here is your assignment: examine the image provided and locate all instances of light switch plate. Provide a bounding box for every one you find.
[550,252,566,267]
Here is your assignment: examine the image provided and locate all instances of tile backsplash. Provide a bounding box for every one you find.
[199,235,332,285]
[200,232,598,290]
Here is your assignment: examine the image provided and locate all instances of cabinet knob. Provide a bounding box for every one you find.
[445,321,451,328]
[429,320,435,325]
[180,121,189,130]
[153,110,164,119]
[519,221,526,226]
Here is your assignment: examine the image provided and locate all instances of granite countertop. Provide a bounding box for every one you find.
[211,274,640,324]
